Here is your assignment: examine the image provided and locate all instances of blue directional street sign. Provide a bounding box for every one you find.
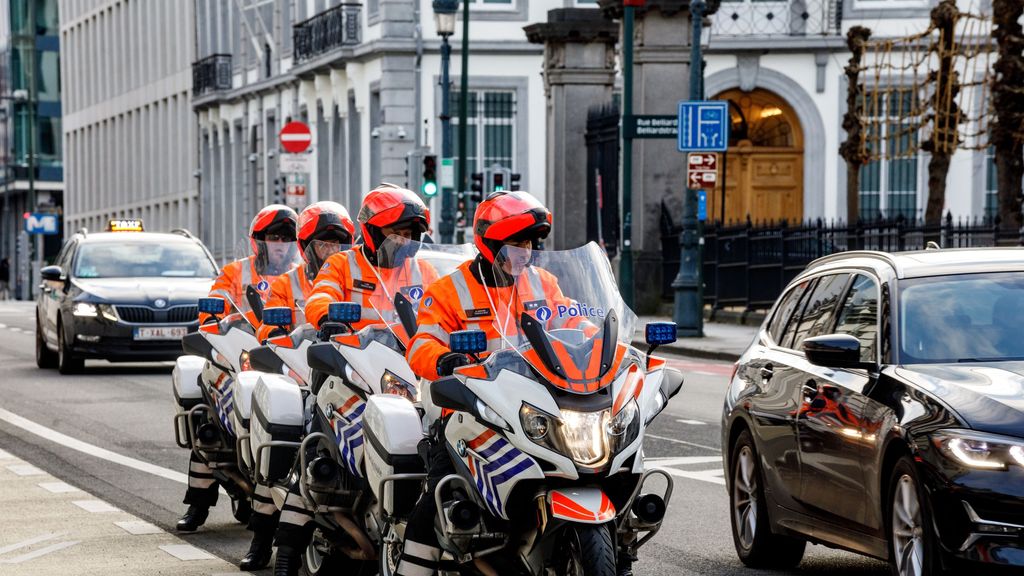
[697,190,707,222]
[24,213,59,235]
[678,101,729,152]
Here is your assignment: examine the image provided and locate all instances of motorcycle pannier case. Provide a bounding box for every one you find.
[250,374,304,485]
[363,395,424,518]
[229,371,262,469]
[173,355,206,444]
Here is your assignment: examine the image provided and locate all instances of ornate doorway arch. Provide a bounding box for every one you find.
[711,87,804,224]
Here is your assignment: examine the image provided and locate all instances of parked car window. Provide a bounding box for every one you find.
[789,273,851,351]
[900,271,1024,363]
[768,278,813,345]
[834,274,879,363]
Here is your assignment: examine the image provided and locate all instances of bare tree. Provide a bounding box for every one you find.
[991,0,1024,230]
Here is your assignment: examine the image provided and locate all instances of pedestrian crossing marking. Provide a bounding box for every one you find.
[0,532,67,556]
[71,499,120,513]
[159,544,216,561]
[662,466,727,486]
[114,520,163,535]
[0,540,80,564]
[6,463,45,476]
[0,448,14,459]
[38,481,82,493]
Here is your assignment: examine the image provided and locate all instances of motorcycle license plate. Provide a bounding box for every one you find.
[133,326,188,341]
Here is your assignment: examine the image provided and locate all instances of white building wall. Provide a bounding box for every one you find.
[60,0,198,235]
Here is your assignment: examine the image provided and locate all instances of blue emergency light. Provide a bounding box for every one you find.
[328,302,362,324]
[263,307,293,327]
[198,297,226,315]
[450,330,487,355]
[645,322,678,346]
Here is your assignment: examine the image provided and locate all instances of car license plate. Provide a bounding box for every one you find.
[134,326,188,341]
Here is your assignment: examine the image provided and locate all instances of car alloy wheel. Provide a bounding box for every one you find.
[892,474,924,576]
[733,445,758,551]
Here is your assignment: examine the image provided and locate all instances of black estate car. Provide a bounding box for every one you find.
[722,248,1024,575]
[35,224,218,373]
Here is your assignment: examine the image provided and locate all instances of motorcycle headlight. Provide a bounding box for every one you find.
[344,362,370,393]
[381,370,417,402]
[520,403,552,441]
[933,429,1024,471]
[239,351,253,372]
[608,400,638,437]
[73,302,98,317]
[559,409,610,467]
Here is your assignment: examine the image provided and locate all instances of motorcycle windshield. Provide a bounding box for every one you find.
[490,242,638,393]
[303,240,351,273]
[233,237,303,278]
[359,236,475,344]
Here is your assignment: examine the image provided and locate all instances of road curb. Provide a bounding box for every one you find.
[632,340,740,363]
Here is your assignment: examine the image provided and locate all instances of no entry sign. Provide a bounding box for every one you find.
[280,121,312,154]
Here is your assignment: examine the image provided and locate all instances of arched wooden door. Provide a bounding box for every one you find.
[710,88,804,224]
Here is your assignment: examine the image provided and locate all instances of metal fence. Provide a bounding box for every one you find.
[662,216,1024,311]
[710,0,842,37]
[191,54,232,96]
[294,3,362,64]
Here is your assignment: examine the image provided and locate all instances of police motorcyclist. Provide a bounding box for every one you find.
[179,204,298,537]
[240,202,355,570]
[272,184,438,576]
[396,191,619,576]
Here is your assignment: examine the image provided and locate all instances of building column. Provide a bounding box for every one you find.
[526,9,618,251]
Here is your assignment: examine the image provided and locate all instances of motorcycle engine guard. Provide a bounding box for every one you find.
[547,488,616,524]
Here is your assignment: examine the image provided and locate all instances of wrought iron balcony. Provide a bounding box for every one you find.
[712,0,841,37]
[294,3,362,64]
[192,54,232,96]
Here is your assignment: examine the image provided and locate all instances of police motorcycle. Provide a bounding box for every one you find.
[171,240,301,521]
[404,242,683,576]
[250,238,473,574]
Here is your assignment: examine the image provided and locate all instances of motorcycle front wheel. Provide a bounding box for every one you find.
[553,524,616,576]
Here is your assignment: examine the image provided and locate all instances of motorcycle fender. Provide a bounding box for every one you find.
[547,488,616,524]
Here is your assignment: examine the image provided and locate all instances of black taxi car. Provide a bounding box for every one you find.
[35,220,218,373]
[722,248,1024,576]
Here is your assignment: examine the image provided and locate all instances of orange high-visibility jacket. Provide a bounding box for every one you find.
[202,256,278,325]
[255,265,313,342]
[407,259,577,381]
[304,246,439,332]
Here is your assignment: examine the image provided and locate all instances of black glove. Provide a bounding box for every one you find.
[317,321,345,341]
[437,352,470,377]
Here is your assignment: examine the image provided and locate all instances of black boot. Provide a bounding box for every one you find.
[274,548,301,576]
[617,551,637,576]
[240,532,275,571]
[176,504,209,532]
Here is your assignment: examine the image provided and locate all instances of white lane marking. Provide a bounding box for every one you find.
[645,456,722,467]
[662,467,727,486]
[71,499,120,513]
[0,323,6,328]
[0,407,188,485]
[676,419,707,426]
[645,433,721,453]
[159,544,216,561]
[8,327,22,333]
[114,520,163,535]
[37,481,81,494]
[0,540,80,564]
[6,463,45,476]
[0,533,67,556]
[0,448,14,459]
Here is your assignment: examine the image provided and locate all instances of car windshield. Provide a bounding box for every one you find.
[900,271,1024,363]
[74,241,217,279]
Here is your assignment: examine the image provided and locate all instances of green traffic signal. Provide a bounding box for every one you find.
[422,180,438,197]
[421,154,438,197]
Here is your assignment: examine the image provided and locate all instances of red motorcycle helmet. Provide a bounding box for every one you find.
[357,184,430,253]
[249,204,298,253]
[473,191,551,264]
[298,202,356,254]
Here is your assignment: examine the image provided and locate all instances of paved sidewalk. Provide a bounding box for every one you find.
[633,317,759,362]
[0,448,244,576]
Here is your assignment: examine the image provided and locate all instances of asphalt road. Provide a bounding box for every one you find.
[0,300,888,575]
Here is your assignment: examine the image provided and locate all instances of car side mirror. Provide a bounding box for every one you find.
[430,376,481,416]
[803,334,873,370]
[40,265,63,282]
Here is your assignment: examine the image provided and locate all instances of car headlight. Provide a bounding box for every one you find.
[933,429,1024,471]
[73,302,98,317]
[381,370,418,402]
[98,304,118,322]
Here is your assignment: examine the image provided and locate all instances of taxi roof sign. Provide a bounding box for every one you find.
[107,219,144,232]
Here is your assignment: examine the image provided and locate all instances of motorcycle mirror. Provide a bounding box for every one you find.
[328,302,361,324]
[661,367,684,401]
[263,307,293,327]
[450,330,487,355]
[181,332,215,361]
[249,345,285,374]
[198,297,226,316]
[394,292,419,338]
[307,342,348,378]
[246,285,265,323]
[430,376,481,416]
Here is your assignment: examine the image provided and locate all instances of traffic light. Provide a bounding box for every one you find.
[492,172,505,192]
[510,173,521,191]
[470,172,485,202]
[421,155,438,197]
[272,177,284,203]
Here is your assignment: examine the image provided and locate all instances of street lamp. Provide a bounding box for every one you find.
[433,0,458,243]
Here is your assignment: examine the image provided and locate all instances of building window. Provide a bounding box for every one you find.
[451,90,517,178]
[859,88,920,221]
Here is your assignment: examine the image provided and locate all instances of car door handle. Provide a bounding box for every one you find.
[760,365,774,380]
